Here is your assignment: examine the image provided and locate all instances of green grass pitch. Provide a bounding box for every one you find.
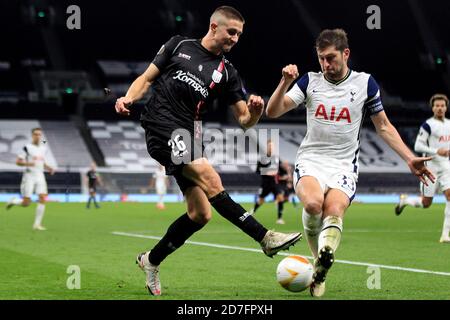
[0,201,449,300]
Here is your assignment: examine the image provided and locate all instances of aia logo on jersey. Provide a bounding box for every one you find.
[314,104,352,123]
[439,135,450,142]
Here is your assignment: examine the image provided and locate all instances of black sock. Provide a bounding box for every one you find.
[209,191,267,242]
[277,201,284,219]
[87,197,92,208]
[148,213,204,265]
[253,202,261,213]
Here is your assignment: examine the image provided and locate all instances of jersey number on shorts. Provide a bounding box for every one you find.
[337,174,355,192]
[168,135,187,157]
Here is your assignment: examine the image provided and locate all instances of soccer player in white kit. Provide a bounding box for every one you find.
[152,165,169,209]
[266,29,435,297]
[395,94,450,244]
[6,128,55,230]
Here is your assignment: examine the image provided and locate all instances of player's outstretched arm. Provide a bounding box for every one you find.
[16,157,34,167]
[414,130,450,157]
[231,95,264,129]
[266,64,299,118]
[371,111,435,185]
[115,63,160,116]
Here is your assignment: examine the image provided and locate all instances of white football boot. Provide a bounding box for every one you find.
[439,236,450,244]
[136,251,161,296]
[395,194,408,216]
[6,198,17,210]
[260,230,302,257]
[310,246,334,297]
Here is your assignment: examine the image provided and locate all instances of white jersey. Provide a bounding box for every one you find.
[286,70,384,174]
[414,117,450,165]
[17,143,48,177]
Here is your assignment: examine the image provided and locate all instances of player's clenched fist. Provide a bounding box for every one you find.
[282,64,299,82]
[115,97,133,116]
[248,94,264,116]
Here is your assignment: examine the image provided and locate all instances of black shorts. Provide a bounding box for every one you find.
[278,184,294,198]
[258,178,281,199]
[142,121,202,194]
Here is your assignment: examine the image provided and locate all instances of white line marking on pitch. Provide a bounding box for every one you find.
[112,231,450,277]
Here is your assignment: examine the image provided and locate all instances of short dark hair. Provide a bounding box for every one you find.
[315,28,349,51]
[31,127,42,134]
[429,93,449,108]
[211,6,245,24]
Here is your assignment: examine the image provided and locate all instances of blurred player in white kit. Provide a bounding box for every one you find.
[6,128,55,230]
[151,165,169,209]
[395,94,450,243]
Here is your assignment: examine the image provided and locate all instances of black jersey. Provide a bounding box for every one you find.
[277,162,289,186]
[140,35,247,137]
[87,170,98,188]
[256,158,278,184]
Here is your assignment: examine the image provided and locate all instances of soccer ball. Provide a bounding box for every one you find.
[276,255,314,292]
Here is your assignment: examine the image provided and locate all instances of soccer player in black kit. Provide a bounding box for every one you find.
[276,160,297,223]
[115,6,301,296]
[251,139,286,224]
[86,162,102,209]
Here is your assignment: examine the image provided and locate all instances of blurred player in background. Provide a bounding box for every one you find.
[86,162,102,209]
[284,163,298,208]
[251,139,285,224]
[6,128,55,230]
[266,29,435,297]
[115,6,301,296]
[150,165,169,209]
[395,94,450,243]
[276,159,297,223]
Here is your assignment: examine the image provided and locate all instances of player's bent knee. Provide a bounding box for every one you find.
[303,201,323,215]
[189,211,212,225]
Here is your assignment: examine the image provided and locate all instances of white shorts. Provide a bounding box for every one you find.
[20,173,48,198]
[293,159,358,201]
[420,161,450,197]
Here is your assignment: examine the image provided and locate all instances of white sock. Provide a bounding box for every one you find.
[302,208,323,259]
[318,216,343,253]
[442,201,450,238]
[34,204,46,227]
[12,198,22,205]
[405,196,423,208]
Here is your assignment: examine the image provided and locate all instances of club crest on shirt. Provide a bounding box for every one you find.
[350,90,357,102]
[212,70,223,83]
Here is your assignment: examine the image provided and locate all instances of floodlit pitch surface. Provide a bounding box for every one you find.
[0,202,449,300]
